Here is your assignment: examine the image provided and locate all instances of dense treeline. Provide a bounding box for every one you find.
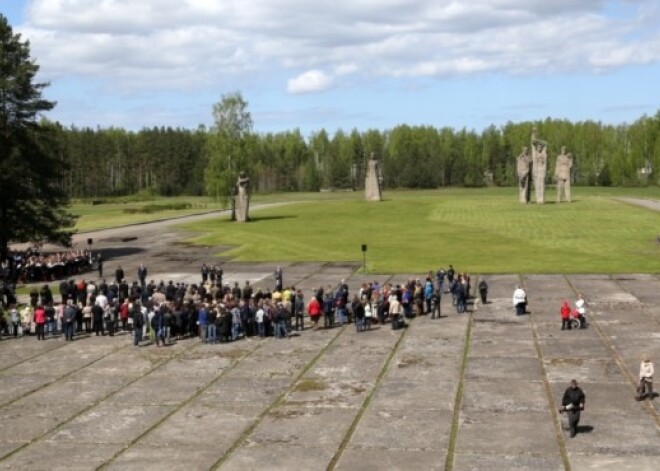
[51,112,660,199]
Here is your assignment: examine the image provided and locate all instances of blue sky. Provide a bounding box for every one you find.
[2,0,659,135]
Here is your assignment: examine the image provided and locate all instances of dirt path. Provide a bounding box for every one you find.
[616,197,660,212]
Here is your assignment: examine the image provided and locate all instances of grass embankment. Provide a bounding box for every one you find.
[179,187,660,274]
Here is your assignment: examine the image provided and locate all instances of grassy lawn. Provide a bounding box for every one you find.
[70,196,225,232]
[179,187,660,274]
[69,192,358,232]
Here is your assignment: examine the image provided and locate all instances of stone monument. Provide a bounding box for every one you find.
[364,155,382,202]
[516,146,532,204]
[531,126,548,204]
[554,146,573,203]
[233,171,250,222]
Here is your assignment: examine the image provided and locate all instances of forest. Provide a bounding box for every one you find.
[50,111,660,199]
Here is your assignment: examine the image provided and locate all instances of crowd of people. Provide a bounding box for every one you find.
[0,260,655,442]
[0,263,477,344]
[1,249,97,284]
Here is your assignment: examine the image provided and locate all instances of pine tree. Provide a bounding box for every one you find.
[0,15,75,259]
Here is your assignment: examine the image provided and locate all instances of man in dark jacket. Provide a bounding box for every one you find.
[560,379,586,438]
[92,303,105,336]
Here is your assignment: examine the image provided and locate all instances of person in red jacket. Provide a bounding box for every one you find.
[560,300,572,330]
[119,300,130,331]
[34,304,47,340]
[307,294,322,330]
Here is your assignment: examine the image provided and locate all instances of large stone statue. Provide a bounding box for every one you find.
[555,146,573,203]
[516,146,532,204]
[364,156,382,201]
[233,171,250,222]
[531,126,548,204]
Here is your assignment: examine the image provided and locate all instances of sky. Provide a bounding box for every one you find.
[2,0,660,135]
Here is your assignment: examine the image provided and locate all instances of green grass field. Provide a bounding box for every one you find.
[69,192,359,232]
[178,187,660,274]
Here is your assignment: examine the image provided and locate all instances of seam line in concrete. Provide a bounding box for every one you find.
[521,275,571,471]
[326,317,409,470]
[443,278,474,471]
[211,325,347,470]
[97,341,266,470]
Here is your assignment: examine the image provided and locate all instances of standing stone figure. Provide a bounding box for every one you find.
[233,171,250,222]
[531,127,548,204]
[516,146,532,204]
[555,146,573,203]
[365,156,382,201]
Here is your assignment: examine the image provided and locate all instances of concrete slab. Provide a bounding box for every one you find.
[562,410,660,456]
[349,409,453,450]
[569,454,660,471]
[371,380,456,411]
[0,442,123,470]
[246,406,356,448]
[466,357,543,381]
[0,402,90,443]
[139,404,262,447]
[452,452,564,471]
[544,358,627,383]
[105,445,222,471]
[336,448,445,470]
[456,411,559,454]
[47,404,175,444]
[221,444,336,471]
[462,380,549,413]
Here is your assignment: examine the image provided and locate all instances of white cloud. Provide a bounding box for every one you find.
[287,70,334,94]
[15,0,660,94]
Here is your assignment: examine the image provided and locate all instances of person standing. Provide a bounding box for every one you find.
[62,300,76,341]
[201,263,209,286]
[97,253,104,278]
[638,356,654,400]
[323,289,334,329]
[575,293,587,329]
[133,306,144,346]
[92,302,105,336]
[560,379,586,438]
[137,263,147,289]
[275,266,283,292]
[213,265,223,287]
[430,290,441,319]
[512,285,527,315]
[478,279,488,304]
[34,304,46,341]
[307,292,321,330]
[115,266,124,285]
[560,301,572,330]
